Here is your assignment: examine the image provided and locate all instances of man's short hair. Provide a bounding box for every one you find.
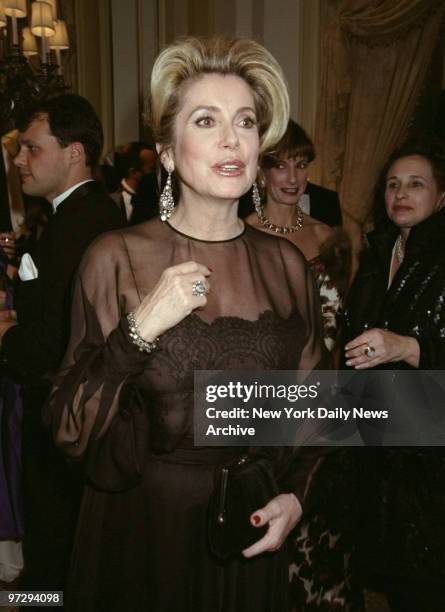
[17,94,103,167]
[118,142,153,179]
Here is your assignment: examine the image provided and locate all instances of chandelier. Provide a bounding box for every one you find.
[0,0,70,134]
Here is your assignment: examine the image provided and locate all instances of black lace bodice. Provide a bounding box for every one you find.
[44,219,325,491]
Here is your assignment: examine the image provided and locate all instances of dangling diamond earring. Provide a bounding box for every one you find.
[252,182,261,213]
[159,168,175,221]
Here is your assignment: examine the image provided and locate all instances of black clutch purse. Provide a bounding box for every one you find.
[207,454,279,560]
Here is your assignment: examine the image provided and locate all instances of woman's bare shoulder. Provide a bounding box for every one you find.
[303,215,333,240]
[244,212,261,229]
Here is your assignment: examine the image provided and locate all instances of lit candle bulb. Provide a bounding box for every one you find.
[4,0,27,46]
[30,1,55,63]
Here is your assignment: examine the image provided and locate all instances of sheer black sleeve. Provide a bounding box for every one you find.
[43,231,151,459]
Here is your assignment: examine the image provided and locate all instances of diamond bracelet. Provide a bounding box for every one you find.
[127,312,158,354]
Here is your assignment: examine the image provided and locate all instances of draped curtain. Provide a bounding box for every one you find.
[312,0,445,256]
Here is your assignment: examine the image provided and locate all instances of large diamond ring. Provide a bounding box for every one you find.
[364,345,376,358]
[192,279,207,297]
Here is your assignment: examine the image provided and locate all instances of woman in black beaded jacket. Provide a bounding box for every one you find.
[343,140,445,611]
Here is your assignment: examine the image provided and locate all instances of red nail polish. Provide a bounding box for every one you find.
[252,514,261,525]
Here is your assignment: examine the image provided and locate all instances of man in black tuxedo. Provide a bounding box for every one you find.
[0,94,124,595]
[305,181,342,227]
[110,142,158,224]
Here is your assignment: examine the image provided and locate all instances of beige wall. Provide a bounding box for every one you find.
[74,0,114,156]
[110,0,140,146]
[263,0,300,121]
[297,0,320,139]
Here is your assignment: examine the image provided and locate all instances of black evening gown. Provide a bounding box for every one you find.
[44,219,326,612]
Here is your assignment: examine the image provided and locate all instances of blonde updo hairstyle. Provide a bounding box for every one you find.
[150,36,290,156]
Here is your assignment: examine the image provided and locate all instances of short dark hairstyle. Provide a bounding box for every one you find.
[262,119,315,168]
[382,139,445,192]
[374,139,445,230]
[17,94,104,167]
[118,142,153,179]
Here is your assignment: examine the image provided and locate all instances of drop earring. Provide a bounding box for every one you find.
[159,167,175,221]
[252,182,261,212]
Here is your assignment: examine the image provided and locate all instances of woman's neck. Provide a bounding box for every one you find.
[264,200,301,225]
[399,227,410,245]
[169,197,243,241]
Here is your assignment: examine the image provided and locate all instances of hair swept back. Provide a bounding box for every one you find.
[149,36,289,154]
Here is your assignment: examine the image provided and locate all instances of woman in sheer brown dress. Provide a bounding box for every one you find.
[44,37,327,612]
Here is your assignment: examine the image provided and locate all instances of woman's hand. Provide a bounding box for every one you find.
[345,328,420,369]
[242,493,302,558]
[133,261,211,341]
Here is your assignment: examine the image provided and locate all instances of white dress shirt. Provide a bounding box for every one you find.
[120,179,136,222]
